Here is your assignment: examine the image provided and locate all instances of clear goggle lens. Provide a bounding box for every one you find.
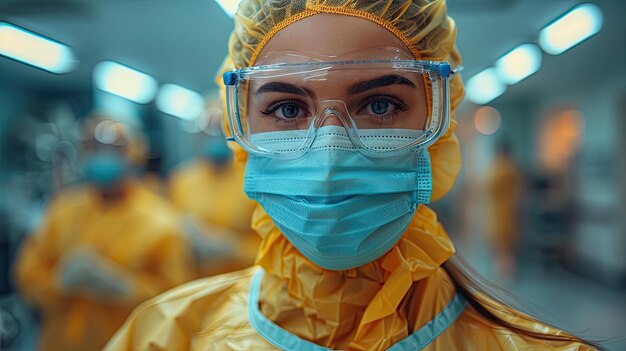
[223,59,452,157]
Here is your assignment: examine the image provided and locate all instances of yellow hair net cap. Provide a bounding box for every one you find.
[218,0,464,201]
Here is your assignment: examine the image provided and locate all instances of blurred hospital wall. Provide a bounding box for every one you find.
[1,0,625,350]
[443,1,626,346]
[441,0,626,288]
[448,60,626,283]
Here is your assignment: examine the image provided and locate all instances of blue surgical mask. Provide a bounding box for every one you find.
[244,126,432,270]
[82,152,128,188]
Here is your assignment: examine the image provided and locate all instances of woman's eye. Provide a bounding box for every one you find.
[261,101,308,119]
[365,99,399,116]
[370,100,391,115]
[277,104,300,119]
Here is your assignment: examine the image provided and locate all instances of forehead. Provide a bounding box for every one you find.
[256,14,413,64]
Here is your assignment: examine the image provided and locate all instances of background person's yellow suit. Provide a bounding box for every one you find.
[105,0,596,350]
[486,152,523,279]
[487,154,523,252]
[14,181,193,351]
[169,158,260,277]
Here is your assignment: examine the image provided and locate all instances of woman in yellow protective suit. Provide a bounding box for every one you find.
[106,1,601,350]
[13,117,193,351]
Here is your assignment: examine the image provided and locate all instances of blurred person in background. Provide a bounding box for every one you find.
[169,110,259,278]
[106,0,603,350]
[486,139,523,280]
[12,114,193,351]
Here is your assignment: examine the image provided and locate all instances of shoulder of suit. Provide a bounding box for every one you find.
[451,296,597,350]
[46,184,94,214]
[130,266,258,320]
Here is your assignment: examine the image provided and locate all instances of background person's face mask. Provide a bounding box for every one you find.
[82,151,128,188]
[244,126,432,270]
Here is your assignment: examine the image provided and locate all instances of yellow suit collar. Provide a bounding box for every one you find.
[251,204,457,349]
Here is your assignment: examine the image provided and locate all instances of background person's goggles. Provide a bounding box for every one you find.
[223,59,454,157]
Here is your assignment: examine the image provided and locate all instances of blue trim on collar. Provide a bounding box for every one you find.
[386,291,467,350]
[248,269,467,351]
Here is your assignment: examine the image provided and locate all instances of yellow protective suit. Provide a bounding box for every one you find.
[487,154,523,252]
[486,154,523,279]
[107,206,592,350]
[169,159,260,277]
[105,0,596,350]
[14,181,193,351]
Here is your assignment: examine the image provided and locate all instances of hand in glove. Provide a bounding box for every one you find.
[183,216,236,264]
[59,250,130,300]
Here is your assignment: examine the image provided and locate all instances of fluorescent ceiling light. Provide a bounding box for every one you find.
[539,3,603,55]
[94,61,157,104]
[214,0,241,18]
[156,84,204,121]
[465,68,506,105]
[0,22,76,73]
[495,43,542,85]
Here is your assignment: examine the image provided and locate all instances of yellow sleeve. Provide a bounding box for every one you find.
[13,237,62,308]
[12,206,65,309]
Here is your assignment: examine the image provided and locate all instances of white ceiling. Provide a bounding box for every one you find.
[0,0,624,104]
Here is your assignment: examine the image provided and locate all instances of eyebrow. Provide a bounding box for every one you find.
[348,75,417,94]
[255,82,313,96]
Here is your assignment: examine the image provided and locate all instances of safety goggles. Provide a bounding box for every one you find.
[223,56,455,158]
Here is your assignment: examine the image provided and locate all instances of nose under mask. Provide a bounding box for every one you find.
[244,126,432,270]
